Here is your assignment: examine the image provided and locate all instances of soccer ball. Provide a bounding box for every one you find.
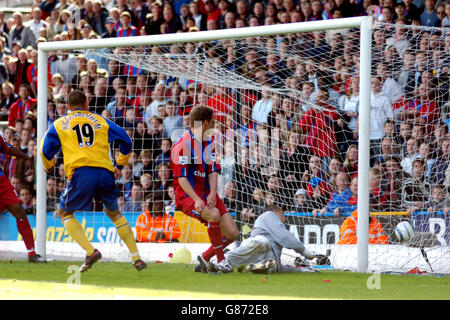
[394,221,415,243]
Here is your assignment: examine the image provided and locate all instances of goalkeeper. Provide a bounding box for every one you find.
[216,204,321,274]
[40,90,146,272]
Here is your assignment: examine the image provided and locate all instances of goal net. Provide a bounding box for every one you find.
[20,17,449,273]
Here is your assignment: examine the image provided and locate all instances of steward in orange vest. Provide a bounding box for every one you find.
[337,209,388,244]
[136,194,181,243]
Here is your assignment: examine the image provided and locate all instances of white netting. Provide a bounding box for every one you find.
[32,21,450,273]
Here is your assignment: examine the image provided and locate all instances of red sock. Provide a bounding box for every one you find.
[205,221,225,262]
[202,237,234,262]
[16,217,36,257]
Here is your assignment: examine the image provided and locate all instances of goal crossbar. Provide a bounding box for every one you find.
[36,16,373,272]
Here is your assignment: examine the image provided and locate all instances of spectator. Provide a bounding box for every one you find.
[397,50,417,103]
[155,138,171,166]
[376,136,398,166]
[145,83,168,125]
[8,84,36,128]
[369,76,394,164]
[28,7,47,40]
[290,188,314,213]
[9,12,37,49]
[418,141,435,179]
[386,19,411,58]
[279,131,310,185]
[53,50,78,83]
[401,137,421,176]
[140,172,154,200]
[426,184,450,215]
[252,89,272,125]
[442,2,450,27]
[19,185,34,214]
[403,83,440,127]
[106,85,129,127]
[337,209,388,244]
[46,176,58,212]
[403,158,432,212]
[402,0,421,21]
[89,0,109,35]
[13,49,31,93]
[148,116,164,158]
[315,171,354,216]
[376,62,403,105]
[383,155,408,210]
[369,167,387,211]
[223,181,243,217]
[430,136,450,185]
[117,11,138,37]
[0,81,18,113]
[421,0,440,27]
[187,1,207,31]
[162,2,183,33]
[340,76,360,148]
[154,162,172,198]
[124,183,144,212]
[299,88,339,160]
[302,155,331,198]
[207,86,235,124]
[299,81,315,112]
[116,163,133,201]
[135,192,181,242]
[163,100,183,140]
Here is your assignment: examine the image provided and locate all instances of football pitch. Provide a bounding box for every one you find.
[1,260,449,300]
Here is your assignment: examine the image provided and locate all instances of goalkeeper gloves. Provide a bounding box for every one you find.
[302,250,315,260]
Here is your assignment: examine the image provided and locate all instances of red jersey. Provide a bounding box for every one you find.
[207,93,235,123]
[8,97,37,127]
[170,130,221,204]
[299,106,339,158]
[0,135,11,177]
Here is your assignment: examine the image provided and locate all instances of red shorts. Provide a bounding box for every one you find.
[0,175,21,211]
[176,194,228,225]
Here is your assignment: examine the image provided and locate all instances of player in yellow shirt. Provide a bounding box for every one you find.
[40,90,146,272]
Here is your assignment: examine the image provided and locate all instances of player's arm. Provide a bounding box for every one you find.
[206,140,220,208]
[105,118,132,170]
[40,124,61,173]
[207,171,218,208]
[178,177,205,212]
[2,137,34,175]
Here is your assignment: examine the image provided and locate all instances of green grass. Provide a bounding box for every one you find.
[0,260,449,300]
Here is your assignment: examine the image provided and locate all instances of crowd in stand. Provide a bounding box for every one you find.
[0,0,449,233]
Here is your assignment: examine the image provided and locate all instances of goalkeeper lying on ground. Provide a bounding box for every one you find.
[215,204,322,274]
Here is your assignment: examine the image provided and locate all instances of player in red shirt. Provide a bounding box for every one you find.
[0,134,45,263]
[170,105,238,273]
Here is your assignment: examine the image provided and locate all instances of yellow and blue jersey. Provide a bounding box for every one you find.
[40,109,132,180]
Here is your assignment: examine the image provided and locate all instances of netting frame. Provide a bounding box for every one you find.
[36,16,373,272]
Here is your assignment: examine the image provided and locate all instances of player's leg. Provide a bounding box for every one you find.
[200,196,238,263]
[104,207,146,270]
[57,205,97,255]
[57,168,101,271]
[200,206,228,263]
[7,203,45,263]
[96,168,145,270]
[0,176,44,263]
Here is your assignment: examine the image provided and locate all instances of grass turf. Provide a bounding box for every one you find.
[0,260,449,300]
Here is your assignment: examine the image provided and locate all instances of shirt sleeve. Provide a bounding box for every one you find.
[205,139,221,174]
[171,140,189,178]
[0,135,11,155]
[105,117,132,169]
[40,123,60,170]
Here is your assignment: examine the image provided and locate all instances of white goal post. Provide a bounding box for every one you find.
[36,16,373,272]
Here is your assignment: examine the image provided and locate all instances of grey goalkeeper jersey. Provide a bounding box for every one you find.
[251,211,306,270]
